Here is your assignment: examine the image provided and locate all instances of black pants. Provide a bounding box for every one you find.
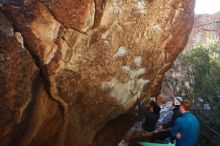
[128,141,143,146]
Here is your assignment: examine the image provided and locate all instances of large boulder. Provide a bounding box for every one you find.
[0,11,38,146]
[0,0,195,145]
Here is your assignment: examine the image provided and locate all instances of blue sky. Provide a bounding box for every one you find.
[195,0,220,14]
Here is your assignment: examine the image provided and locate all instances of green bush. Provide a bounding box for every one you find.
[166,38,220,145]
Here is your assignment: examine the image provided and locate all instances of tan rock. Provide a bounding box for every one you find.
[1,0,195,145]
[29,2,61,65]
[18,80,63,146]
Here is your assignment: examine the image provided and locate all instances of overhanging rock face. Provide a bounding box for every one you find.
[0,0,195,145]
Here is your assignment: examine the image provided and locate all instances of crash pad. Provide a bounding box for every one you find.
[138,142,175,146]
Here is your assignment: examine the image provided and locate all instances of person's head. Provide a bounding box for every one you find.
[156,93,169,105]
[150,101,161,114]
[142,99,150,109]
[173,96,183,106]
[179,99,192,114]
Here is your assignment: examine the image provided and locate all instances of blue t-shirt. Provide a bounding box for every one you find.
[171,112,200,146]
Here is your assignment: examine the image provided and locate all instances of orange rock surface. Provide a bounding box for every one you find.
[0,0,195,145]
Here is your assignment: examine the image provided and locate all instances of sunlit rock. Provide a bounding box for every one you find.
[0,0,195,145]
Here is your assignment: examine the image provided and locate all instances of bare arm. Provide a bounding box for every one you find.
[125,91,141,109]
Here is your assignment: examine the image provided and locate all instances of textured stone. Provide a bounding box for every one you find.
[47,0,96,32]
[17,80,63,146]
[186,11,220,48]
[0,11,38,146]
[0,0,195,145]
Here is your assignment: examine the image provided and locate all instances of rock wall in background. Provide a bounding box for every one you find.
[186,11,220,49]
[162,11,220,98]
[0,0,195,145]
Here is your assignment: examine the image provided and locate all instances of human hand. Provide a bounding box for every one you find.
[150,97,156,102]
[123,132,133,141]
[157,125,163,131]
[142,132,150,137]
[132,93,139,102]
[132,90,141,103]
[128,92,139,106]
[137,90,141,99]
[176,133,181,139]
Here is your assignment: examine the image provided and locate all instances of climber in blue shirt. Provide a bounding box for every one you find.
[171,99,200,146]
